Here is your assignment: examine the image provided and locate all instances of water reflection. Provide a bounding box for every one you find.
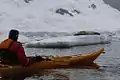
[25,70,69,80]
[0,65,99,80]
[0,69,69,80]
[0,63,119,80]
[0,69,44,80]
[0,63,99,80]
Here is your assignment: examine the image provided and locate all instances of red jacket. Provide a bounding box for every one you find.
[0,39,31,66]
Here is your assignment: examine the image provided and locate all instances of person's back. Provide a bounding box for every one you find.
[0,29,49,66]
[0,29,30,66]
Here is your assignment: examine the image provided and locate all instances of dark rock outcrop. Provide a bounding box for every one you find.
[24,0,33,3]
[56,8,73,16]
[74,31,100,36]
[72,9,80,14]
[91,4,96,9]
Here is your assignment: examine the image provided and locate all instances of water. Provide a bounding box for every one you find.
[26,41,120,80]
[0,41,120,80]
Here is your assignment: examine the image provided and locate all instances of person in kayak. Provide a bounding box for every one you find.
[0,29,44,66]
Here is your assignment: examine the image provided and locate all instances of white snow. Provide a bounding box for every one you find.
[0,0,120,32]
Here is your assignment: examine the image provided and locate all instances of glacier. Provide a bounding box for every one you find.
[0,0,120,32]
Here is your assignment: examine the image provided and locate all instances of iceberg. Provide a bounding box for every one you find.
[26,32,112,48]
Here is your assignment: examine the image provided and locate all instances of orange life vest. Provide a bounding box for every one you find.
[0,39,13,49]
[0,39,19,64]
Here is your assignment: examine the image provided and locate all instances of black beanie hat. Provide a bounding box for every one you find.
[9,29,19,41]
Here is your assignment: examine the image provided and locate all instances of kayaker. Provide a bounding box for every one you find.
[0,29,44,66]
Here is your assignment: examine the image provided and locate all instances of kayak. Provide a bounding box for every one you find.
[0,48,104,73]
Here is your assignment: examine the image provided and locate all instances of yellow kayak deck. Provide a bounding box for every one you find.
[0,48,104,73]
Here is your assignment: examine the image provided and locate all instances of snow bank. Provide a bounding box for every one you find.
[0,0,120,32]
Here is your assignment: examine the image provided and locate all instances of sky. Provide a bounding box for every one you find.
[0,0,120,33]
[104,0,120,10]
